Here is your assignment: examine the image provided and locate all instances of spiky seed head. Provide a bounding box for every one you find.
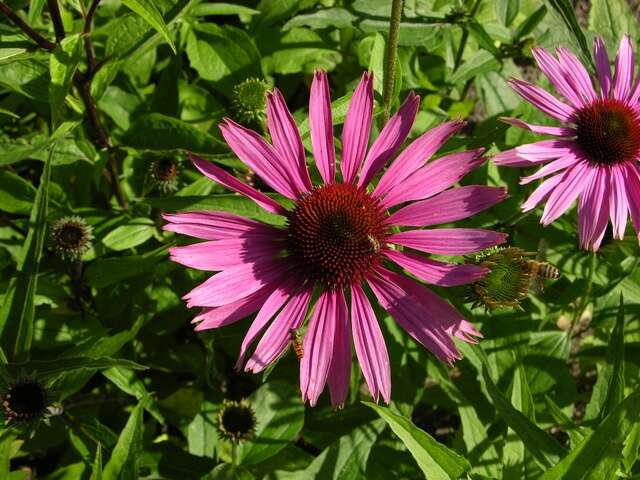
[149,158,180,193]
[217,399,257,444]
[50,216,93,260]
[232,78,270,124]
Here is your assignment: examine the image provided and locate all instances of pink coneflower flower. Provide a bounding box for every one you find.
[165,72,507,407]
[494,36,640,251]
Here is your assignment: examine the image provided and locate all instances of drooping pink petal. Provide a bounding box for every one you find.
[541,161,594,225]
[327,289,351,409]
[612,35,635,101]
[367,268,461,364]
[373,120,465,198]
[609,164,629,239]
[266,89,313,192]
[300,290,338,406]
[183,260,287,308]
[578,166,609,250]
[532,47,585,107]
[516,140,576,162]
[492,148,534,167]
[593,36,612,98]
[235,278,298,368]
[522,174,565,212]
[389,228,507,255]
[244,287,313,373]
[350,283,390,403]
[387,186,507,227]
[341,72,374,183]
[519,153,580,185]
[162,211,279,241]
[385,249,488,286]
[381,151,487,208]
[190,154,286,216]
[556,47,597,104]
[169,238,281,271]
[309,70,336,184]
[358,92,420,188]
[192,286,276,331]
[508,78,575,122]
[500,117,576,137]
[623,163,640,241]
[219,119,300,199]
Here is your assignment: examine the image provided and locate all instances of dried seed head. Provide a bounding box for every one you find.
[149,158,180,193]
[217,399,257,444]
[50,216,93,260]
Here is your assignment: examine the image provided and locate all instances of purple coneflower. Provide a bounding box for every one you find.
[494,36,640,250]
[165,71,507,407]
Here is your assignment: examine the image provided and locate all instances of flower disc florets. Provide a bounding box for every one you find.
[217,399,256,444]
[286,183,388,290]
[2,380,48,424]
[232,78,270,124]
[150,158,180,193]
[50,216,93,260]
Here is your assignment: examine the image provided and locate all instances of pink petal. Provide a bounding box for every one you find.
[244,287,313,373]
[516,140,576,162]
[578,166,609,250]
[389,228,507,255]
[522,174,565,212]
[219,119,300,199]
[350,283,391,403]
[162,211,278,241]
[300,290,339,406]
[493,148,535,167]
[373,120,465,198]
[367,268,461,364]
[385,249,488,286]
[192,286,276,331]
[508,78,575,122]
[519,153,580,185]
[541,161,594,225]
[341,72,374,184]
[190,154,286,216]
[183,260,287,308]
[623,163,640,241]
[358,92,420,188]
[612,35,635,101]
[266,89,313,192]
[610,164,629,239]
[593,37,612,98]
[169,238,280,271]
[556,47,597,104]
[500,117,576,137]
[387,185,507,227]
[235,279,298,369]
[327,289,351,409]
[381,151,487,209]
[532,47,585,107]
[309,70,336,184]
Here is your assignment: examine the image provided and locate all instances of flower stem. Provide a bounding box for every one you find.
[571,250,596,334]
[382,0,403,123]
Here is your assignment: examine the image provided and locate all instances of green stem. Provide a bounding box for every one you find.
[382,0,403,123]
[453,0,482,72]
[570,251,596,334]
[231,442,237,466]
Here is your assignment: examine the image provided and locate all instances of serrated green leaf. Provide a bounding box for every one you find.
[121,0,176,53]
[365,403,470,479]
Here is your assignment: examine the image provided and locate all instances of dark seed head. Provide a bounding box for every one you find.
[51,216,93,260]
[150,158,180,193]
[3,380,48,422]
[286,183,388,290]
[217,399,256,443]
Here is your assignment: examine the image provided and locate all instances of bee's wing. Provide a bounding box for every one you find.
[536,238,549,261]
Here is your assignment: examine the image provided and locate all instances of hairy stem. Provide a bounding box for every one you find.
[382,0,403,123]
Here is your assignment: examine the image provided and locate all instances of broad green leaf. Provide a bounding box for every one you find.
[449,51,500,85]
[121,0,176,53]
[208,464,255,480]
[102,399,145,480]
[191,3,260,16]
[283,8,356,30]
[237,381,305,465]
[84,246,169,288]
[187,400,220,459]
[49,34,83,127]
[122,113,225,153]
[0,430,16,479]
[540,390,640,479]
[467,21,502,58]
[0,121,79,166]
[544,0,592,65]
[28,0,46,24]
[599,293,625,421]
[368,33,386,96]
[622,423,640,473]
[365,403,470,479]
[496,0,519,27]
[482,365,566,470]
[0,58,49,100]
[101,218,156,251]
[514,5,547,40]
[255,0,317,27]
[0,146,52,360]
[0,170,36,214]
[589,0,638,48]
[102,367,165,423]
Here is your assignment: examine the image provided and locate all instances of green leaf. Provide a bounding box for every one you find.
[283,8,356,30]
[497,0,519,27]
[540,390,640,479]
[6,356,147,380]
[0,170,36,214]
[368,33,386,96]
[0,430,16,479]
[0,146,52,361]
[481,365,566,470]
[122,113,225,154]
[588,0,638,48]
[90,444,102,480]
[187,400,220,458]
[49,34,83,127]
[599,293,625,421]
[450,51,501,85]
[191,3,260,16]
[514,5,547,40]
[84,246,169,288]
[102,399,145,480]
[544,0,592,65]
[365,403,471,479]
[543,395,587,448]
[237,381,305,465]
[102,367,165,423]
[622,422,640,473]
[101,218,156,251]
[121,0,176,53]
[207,463,255,480]
[467,21,502,58]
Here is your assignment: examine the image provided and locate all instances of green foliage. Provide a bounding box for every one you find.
[0,0,639,479]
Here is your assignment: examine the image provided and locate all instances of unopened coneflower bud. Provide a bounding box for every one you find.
[149,158,180,193]
[217,399,257,444]
[232,78,270,124]
[50,216,93,260]
[2,379,49,425]
[466,247,559,311]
